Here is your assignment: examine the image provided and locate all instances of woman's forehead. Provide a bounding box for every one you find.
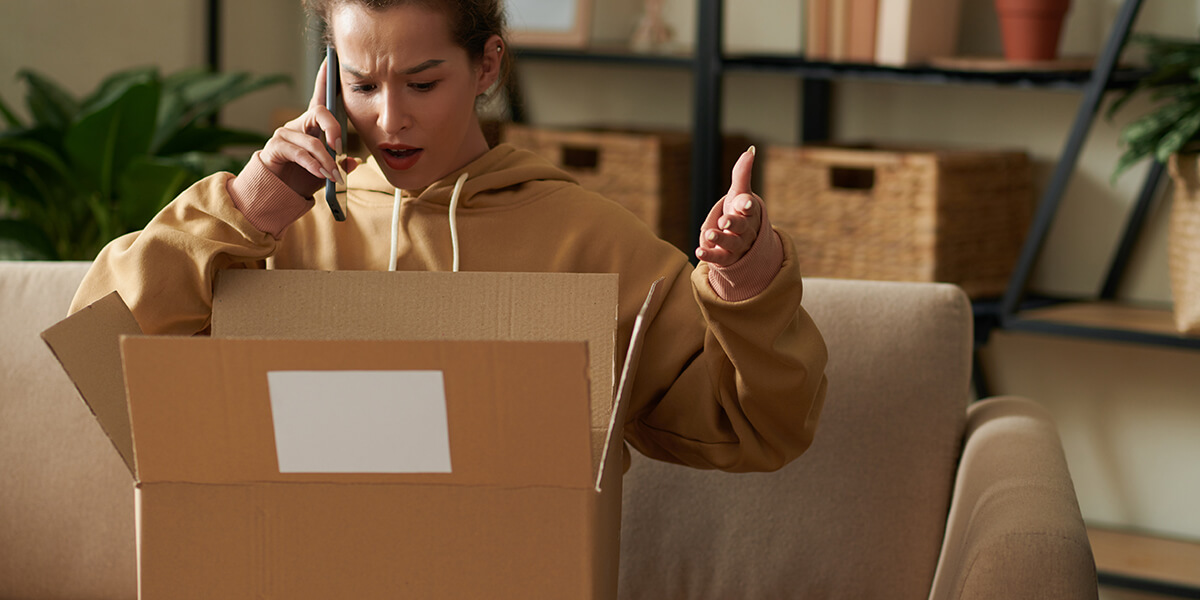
[330,2,456,55]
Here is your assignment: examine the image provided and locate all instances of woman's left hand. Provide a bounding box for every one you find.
[696,147,762,267]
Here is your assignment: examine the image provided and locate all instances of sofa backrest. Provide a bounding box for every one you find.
[0,261,136,599]
[619,278,973,600]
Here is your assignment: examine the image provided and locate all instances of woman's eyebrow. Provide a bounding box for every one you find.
[341,59,445,78]
[403,59,445,75]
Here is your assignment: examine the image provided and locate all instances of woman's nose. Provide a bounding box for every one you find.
[378,90,412,133]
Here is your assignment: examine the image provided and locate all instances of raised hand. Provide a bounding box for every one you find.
[259,58,354,197]
[695,147,763,267]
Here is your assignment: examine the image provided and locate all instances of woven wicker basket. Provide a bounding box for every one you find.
[764,145,1033,298]
[503,124,749,252]
[1168,153,1200,334]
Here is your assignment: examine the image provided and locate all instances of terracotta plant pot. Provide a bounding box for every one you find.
[994,0,1071,62]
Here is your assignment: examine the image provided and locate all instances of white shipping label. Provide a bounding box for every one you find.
[267,370,452,473]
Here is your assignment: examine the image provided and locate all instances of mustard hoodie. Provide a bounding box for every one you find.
[71,143,828,472]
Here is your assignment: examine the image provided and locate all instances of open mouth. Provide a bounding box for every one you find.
[385,148,421,159]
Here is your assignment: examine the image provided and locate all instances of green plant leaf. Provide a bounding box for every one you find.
[1155,107,1200,163]
[156,126,268,156]
[1118,103,1191,147]
[0,135,72,179]
[81,66,160,111]
[164,151,250,176]
[0,93,23,129]
[115,157,192,228]
[168,72,291,132]
[17,69,79,131]
[64,78,160,200]
[0,218,57,260]
[152,71,288,153]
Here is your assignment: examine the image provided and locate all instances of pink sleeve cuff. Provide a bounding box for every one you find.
[228,152,314,238]
[707,210,785,302]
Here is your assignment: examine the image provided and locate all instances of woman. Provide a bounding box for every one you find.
[70,0,827,472]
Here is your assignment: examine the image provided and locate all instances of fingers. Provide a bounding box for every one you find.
[267,125,342,182]
[310,57,328,111]
[696,146,762,267]
[727,145,755,199]
[259,105,347,195]
[695,193,761,267]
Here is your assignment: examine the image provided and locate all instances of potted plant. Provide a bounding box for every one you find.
[0,66,289,260]
[994,0,1072,62]
[1109,32,1200,334]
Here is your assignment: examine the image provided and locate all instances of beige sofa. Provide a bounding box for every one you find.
[0,260,1096,599]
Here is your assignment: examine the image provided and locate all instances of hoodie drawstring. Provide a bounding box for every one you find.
[448,172,468,273]
[388,189,402,272]
[388,172,469,273]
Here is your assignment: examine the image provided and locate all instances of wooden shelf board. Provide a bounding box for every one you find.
[1090,527,1200,589]
[1019,301,1185,337]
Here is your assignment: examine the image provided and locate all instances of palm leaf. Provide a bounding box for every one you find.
[1155,107,1200,163]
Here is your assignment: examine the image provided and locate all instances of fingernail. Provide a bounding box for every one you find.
[748,145,756,157]
[320,168,334,181]
[743,199,754,210]
[335,168,346,185]
[706,230,718,242]
[719,218,730,230]
[335,138,343,154]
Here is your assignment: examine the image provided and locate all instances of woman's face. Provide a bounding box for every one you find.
[330,3,498,190]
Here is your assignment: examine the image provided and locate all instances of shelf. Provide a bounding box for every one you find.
[723,54,1150,90]
[1090,526,1200,597]
[512,46,693,69]
[513,47,1150,90]
[1003,301,1200,350]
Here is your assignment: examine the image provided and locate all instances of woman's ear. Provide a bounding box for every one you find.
[476,34,504,95]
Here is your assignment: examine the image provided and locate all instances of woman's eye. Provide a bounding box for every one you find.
[350,84,376,94]
[410,81,439,92]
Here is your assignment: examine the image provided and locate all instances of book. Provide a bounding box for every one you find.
[875,0,961,66]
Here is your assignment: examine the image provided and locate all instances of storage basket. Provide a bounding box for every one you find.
[764,145,1033,298]
[1168,153,1200,335]
[503,124,749,252]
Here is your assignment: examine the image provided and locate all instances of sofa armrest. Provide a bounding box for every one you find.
[928,396,1097,600]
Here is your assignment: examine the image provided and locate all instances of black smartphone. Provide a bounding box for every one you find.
[324,45,347,221]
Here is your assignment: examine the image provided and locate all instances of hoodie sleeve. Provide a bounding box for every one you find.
[68,172,284,335]
[623,230,828,472]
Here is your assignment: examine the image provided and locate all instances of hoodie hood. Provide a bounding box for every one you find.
[348,143,577,209]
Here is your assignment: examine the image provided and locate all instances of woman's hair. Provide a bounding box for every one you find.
[303,0,508,69]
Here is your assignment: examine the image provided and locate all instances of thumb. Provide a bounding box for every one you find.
[727,145,755,200]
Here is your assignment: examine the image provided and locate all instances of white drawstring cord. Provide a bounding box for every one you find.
[387,172,468,272]
[388,188,402,271]
[448,172,468,273]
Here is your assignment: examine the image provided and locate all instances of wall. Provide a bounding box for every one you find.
[0,0,312,139]
[2,0,1197,545]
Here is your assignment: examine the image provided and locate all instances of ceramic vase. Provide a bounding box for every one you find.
[994,0,1071,62]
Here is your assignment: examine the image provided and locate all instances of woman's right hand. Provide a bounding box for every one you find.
[259,58,351,197]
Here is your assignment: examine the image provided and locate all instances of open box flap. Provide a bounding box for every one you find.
[40,291,141,477]
[214,270,619,454]
[121,336,595,487]
[595,277,665,492]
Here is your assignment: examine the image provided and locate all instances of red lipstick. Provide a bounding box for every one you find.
[379,143,423,171]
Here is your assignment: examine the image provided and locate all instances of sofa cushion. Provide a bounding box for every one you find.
[0,261,136,599]
[619,278,973,599]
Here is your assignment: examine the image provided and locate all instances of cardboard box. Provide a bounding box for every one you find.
[42,270,660,599]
